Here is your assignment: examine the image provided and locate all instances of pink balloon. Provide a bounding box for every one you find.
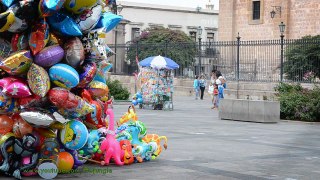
[0,77,32,98]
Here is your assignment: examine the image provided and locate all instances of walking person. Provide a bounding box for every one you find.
[208,82,214,108]
[193,75,200,100]
[213,83,219,109]
[199,75,207,100]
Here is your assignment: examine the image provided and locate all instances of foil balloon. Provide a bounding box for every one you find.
[48,87,94,118]
[27,64,51,97]
[6,3,29,33]
[18,94,48,109]
[59,120,89,150]
[77,61,97,88]
[34,45,64,68]
[93,60,112,84]
[64,0,97,14]
[63,37,85,68]
[20,110,56,127]
[0,38,11,59]
[0,11,15,32]
[94,12,122,32]
[82,89,104,129]
[75,2,102,33]
[0,0,15,7]
[11,33,29,51]
[11,113,33,138]
[0,50,32,75]
[0,115,14,134]
[29,18,50,55]
[35,127,56,138]
[49,63,79,89]
[0,77,32,98]
[87,80,108,98]
[39,0,66,17]
[47,13,82,36]
[47,33,64,46]
[0,91,18,114]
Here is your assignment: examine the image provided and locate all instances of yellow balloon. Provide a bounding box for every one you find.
[64,0,97,14]
[0,11,15,32]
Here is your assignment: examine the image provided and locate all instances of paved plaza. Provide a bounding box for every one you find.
[4,96,320,180]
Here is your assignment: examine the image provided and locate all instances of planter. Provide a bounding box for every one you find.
[219,99,280,123]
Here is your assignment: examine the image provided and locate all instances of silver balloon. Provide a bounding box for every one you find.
[20,111,55,127]
[64,37,85,68]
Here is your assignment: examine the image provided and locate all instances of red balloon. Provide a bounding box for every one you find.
[11,113,33,138]
[29,19,49,55]
[0,115,14,134]
[11,33,29,52]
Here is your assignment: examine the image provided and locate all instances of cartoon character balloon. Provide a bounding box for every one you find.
[0,91,19,114]
[64,0,97,14]
[59,120,88,150]
[27,64,51,97]
[0,50,32,75]
[82,89,104,129]
[75,2,102,33]
[77,61,97,88]
[0,11,15,32]
[29,18,50,55]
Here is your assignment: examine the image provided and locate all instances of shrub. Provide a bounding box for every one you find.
[106,79,130,100]
[274,83,320,121]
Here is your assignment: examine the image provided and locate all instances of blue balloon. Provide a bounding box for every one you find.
[94,12,122,32]
[136,92,142,99]
[137,98,143,104]
[49,63,80,89]
[132,100,138,106]
[1,0,14,7]
[39,0,65,17]
[59,120,88,150]
[48,13,82,36]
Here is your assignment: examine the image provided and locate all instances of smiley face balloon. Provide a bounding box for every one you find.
[64,0,97,14]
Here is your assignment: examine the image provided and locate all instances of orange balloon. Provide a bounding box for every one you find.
[57,152,74,173]
[0,115,14,134]
[11,113,33,138]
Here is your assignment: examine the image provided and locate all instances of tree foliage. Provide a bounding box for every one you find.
[127,27,196,71]
[284,35,320,81]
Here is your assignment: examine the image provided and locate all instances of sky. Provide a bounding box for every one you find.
[120,0,219,10]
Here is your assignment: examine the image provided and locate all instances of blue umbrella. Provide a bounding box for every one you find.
[139,55,179,69]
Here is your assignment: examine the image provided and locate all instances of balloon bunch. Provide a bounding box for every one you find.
[0,0,123,179]
[131,92,143,106]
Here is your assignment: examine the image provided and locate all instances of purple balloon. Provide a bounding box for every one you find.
[77,61,97,88]
[34,45,64,68]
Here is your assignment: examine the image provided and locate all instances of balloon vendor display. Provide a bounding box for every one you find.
[0,0,168,179]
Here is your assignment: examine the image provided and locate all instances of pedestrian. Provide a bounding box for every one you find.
[199,75,207,100]
[208,81,214,108]
[218,76,227,89]
[213,83,219,109]
[210,70,217,84]
[193,75,200,100]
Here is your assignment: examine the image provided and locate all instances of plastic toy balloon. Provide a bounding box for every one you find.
[48,87,94,118]
[87,80,108,98]
[0,77,32,98]
[94,12,122,32]
[39,0,66,17]
[20,110,56,127]
[0,50,32,75]
[0,0,14,7]
[63,37,85,68]
[27,64,51,97]
[64,0,97,14]
[0,115,13,134]
[132,100,138,106]
[136,92,142,98]
[137,98,143,104]
[49,63,79,89]
[21,156,38,176]
[59,120,88,150]
[75,2,102,33]
[29,18,50,55]
[93,60,112,84]
[142,134,168,159]
[12,113,33,138]
[77,61,97,88]
[34,45,64,68]
[47,33,64,46]
[11,33,29,51]
[120,140,134,165]
[0,11,15,32]
[48,12,82,36]
[56,151,74,172]
[0,91,19,114]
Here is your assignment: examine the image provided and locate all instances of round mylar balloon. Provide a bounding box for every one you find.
[11,33,29,51]
[64,0,97,14]
[47,13,82,36]
[87,80,108,98]
[12,113,33,138]
[94,12,122,32]
[0,50,32,75]
[0,77,32,98]
[29,18,50,55]
[0,91,18,114]
[75,2,102,33]
[77,61,97,88]
[0,11,15,32]
[27,64,51,97]
[39,0,65,17]
[0,115,14,134]
[49,63,79,89]
[20,110,55,127]
[34,45,64,68]
[59,120,88,150]
[63,37,84,68]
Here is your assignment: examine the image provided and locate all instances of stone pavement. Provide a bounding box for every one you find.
[4,96,320,180]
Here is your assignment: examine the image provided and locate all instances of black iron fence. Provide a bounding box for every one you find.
[109,37,320,83]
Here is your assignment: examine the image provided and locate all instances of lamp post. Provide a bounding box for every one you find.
[113,4,123,74]
[279,22,285,81]
[197,26,202,75]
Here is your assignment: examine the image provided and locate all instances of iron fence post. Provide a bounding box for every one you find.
[236,33,241,80]
[280,34,284,81]
[198,38,202,75]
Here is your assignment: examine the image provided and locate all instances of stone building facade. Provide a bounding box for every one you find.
[218,0,320,41]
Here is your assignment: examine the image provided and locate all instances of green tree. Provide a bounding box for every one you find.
[284,35,320,81]
[127,27,196,73]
